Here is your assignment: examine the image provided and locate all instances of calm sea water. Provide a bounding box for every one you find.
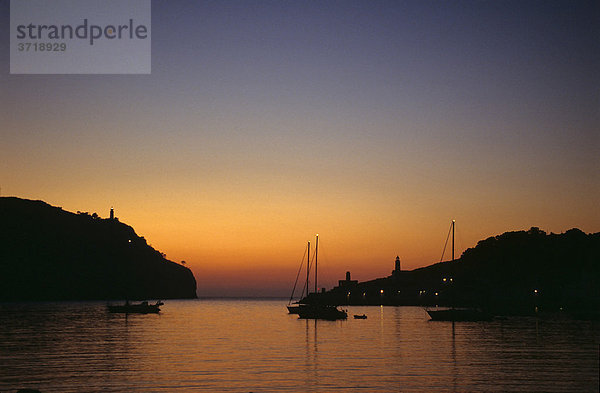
[0,299,598,392]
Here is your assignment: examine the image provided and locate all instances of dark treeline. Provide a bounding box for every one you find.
[0,197,197,301]
[306,227,600,317]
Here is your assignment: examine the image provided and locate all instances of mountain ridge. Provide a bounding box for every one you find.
[1,197,197,301]
[306,227,600,316]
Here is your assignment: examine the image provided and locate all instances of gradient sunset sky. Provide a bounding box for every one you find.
[1,0,598,296]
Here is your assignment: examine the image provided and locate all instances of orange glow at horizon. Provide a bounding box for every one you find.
[8,184,596,297]
[2,1,598,297]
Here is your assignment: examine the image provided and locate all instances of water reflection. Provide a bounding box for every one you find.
[450,321,457,392]
[1,301,598,392]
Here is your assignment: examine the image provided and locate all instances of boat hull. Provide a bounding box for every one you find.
[297,305,347,320]
[427,308,492,322]
[107,302,161,314]
[287,305,302,314]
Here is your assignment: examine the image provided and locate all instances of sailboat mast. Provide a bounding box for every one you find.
[451,220,455,262]
[306,241,310,296]
[314,234,319,294]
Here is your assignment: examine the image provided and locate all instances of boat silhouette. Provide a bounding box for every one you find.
[107,300,163,314]
[426,307,492,321]
[286,240,310,314]
[426,221,493,322]
[288,235,347,320]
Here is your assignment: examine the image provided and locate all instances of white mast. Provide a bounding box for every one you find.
[314,234,319,294]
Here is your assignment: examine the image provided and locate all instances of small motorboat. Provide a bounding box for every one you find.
[107,300,162,314]
[353,314,367,319]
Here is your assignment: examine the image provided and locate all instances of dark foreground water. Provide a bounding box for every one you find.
[0,299,598,392]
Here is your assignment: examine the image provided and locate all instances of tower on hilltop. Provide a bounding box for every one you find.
[391,256,401,278]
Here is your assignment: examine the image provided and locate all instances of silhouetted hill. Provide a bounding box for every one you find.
[0,197,197,301]
[308,227,600,316]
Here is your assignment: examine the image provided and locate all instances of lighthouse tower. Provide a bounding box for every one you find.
[391,256,401,278]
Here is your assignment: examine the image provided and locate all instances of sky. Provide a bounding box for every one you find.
[1,0,598,296]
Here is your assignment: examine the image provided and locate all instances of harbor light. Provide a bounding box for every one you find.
[380,289,384,294]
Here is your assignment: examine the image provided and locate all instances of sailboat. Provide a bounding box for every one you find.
[426,221,493,322]
[287,241,311,314]
[296,234,348,320]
